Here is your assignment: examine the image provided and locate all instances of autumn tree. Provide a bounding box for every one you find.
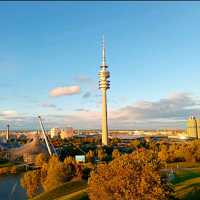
[10,166,17,174]
[130,140,141,150]
[42,155,68,191]
[97,148,106,161]
[40,162,48,183]
[64,156,76,165]
[112,149,121,160]
[35,153,47,167]
[64,156,80,178]
[194,141,200,161]
[21,170,41,198]
[182,144,196,163]
[86,150,95,163]
[88,149,174,200]
[158,145,169,162]
[110,138,121,146]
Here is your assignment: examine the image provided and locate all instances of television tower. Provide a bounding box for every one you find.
[99,36,110,146]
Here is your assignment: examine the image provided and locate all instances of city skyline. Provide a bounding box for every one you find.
[1,2,200,129]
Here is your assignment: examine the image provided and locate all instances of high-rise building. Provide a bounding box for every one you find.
[98,37,110,146]
[186,116,200,139]
[60,127,74,139]
[50,128,61,138]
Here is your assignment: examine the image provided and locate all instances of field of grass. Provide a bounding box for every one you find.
[0,161,14,168]
[172,167,200,200]
[57,189,88,200]
[167,162,200,169]
[32,162,200,200]
[32,180,87,200]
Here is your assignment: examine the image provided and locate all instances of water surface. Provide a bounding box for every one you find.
[0,174,27,200]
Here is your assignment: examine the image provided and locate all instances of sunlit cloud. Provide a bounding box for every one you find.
[49,85,80,97]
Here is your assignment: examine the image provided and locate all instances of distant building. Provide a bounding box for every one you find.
[60,127,73,139]
[187,116,200,139]
[6,125,10,141]
[50,128,61,138]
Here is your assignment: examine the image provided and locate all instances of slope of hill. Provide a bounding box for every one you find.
[56,189,88,200]
[172,168,200,200]
[32,180,87,200]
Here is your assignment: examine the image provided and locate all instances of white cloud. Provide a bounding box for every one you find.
[41,103,57,108]
[36,93,200,129]
[0,92,199,130]
[1,110,18,117]
[107,92,200,129]
[49,85,80,97]
[74,75,92,83]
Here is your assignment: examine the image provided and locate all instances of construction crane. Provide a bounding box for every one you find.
[38,116,57,156]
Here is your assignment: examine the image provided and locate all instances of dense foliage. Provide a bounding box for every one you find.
[21,154,83,198]
[88,149,174,200]
[19,138,200,199]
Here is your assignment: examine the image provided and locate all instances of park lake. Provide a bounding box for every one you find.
[0,174,27,200]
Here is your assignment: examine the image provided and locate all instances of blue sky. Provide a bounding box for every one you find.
[0,2,200,130]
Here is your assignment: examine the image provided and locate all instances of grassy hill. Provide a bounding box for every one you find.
[172,167,200,200]
[57,189,88,200]
[32,180,87,200]
[32,163,200,200]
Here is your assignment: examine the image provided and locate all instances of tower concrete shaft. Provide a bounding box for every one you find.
[99,37,110,146]
[101,89,108,145]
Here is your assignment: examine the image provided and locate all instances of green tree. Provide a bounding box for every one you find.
[88,149,174,200]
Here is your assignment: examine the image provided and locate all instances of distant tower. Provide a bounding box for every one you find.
[6,124,10,141]
[98,36,110,146]
[187,116,199,139]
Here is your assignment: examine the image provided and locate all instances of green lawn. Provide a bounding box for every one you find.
[56,189,88,200]
[0,161,14,168]
[172,168,200,200]
[31,162,200,200]
[167,162,200,170]
[32,180,87,200]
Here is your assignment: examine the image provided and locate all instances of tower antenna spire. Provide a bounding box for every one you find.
[101,35,107,68]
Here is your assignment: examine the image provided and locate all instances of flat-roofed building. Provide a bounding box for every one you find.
[187,116,200,139]
[50,128,61,138]
[60,127,73,139]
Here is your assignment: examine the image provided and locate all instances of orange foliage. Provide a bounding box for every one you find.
[88,150,174,200]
